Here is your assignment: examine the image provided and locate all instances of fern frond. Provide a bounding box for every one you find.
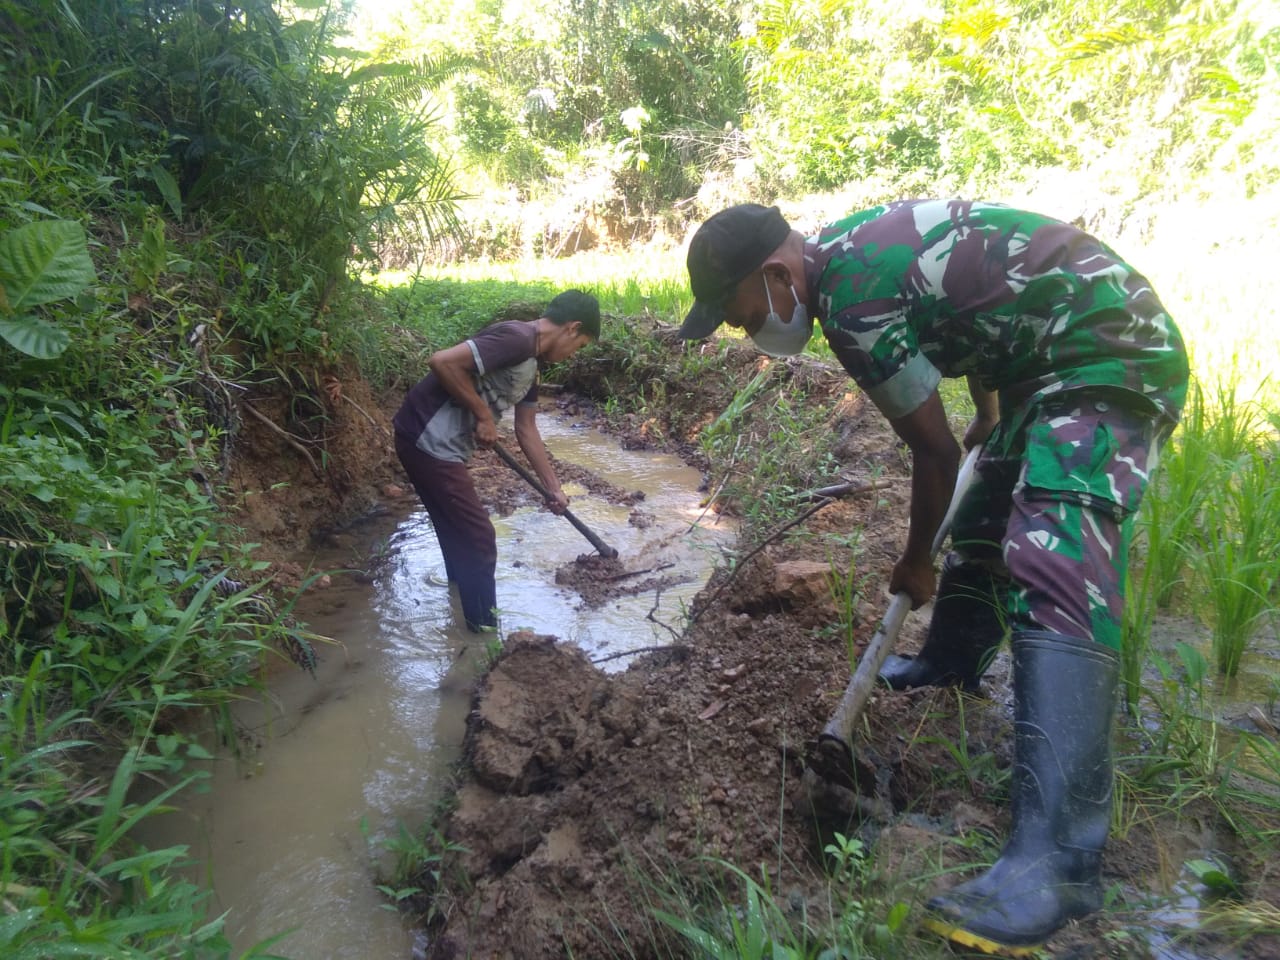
[1048,25,1153,76]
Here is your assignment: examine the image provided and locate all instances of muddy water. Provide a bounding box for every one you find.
[1149,615,1280,730]
[488,418,736,653]
[139,416,734,960]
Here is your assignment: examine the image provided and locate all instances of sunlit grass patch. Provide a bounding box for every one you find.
[1127,374,1280,692]
[1195,443,1280,677]
[377,245,693,330]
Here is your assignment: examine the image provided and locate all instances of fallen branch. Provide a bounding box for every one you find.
[800,477,895,502]
[343,393,392,439]
[688,481,890,626]
[242,401,321,475]
[646,586,683,641]
[592,643,688,664]
[605,561,675,582]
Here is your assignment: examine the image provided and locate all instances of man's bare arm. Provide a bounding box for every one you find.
[429,342,497,445]
[964,374,999,449]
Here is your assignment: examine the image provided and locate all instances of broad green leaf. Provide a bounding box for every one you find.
[96,573,122,600]
[150,164,183,220]
[1187,858,1242,897]
[0,314,71,359]
[0,220,96,311]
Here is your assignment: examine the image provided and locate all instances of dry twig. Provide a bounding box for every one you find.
[592,643,688,664]
[343,393,392,439]
[645,586,684,641]
[605,562,675,582]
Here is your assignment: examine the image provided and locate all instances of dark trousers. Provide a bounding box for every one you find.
[395,434,498,632]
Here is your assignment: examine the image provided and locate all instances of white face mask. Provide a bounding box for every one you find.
[751,278,812,357]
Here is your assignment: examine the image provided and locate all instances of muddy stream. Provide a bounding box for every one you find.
[139,416,735,958]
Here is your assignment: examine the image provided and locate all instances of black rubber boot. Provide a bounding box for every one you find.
[879,553,1008,692]
[923,631,1119,955]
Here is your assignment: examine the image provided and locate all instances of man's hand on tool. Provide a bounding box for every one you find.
[890,555,936,609]
[544,488,570,515]
[474,415,498,447]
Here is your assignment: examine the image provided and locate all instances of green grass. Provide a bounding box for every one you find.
[372,245,692,334]
[1196,442,1280,676]
[0,373,316,958]
[1127,375,1280,688]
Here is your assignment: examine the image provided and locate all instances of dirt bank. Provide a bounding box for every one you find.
[226,321,1280,960]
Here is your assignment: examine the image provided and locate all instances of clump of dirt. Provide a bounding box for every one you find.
[418,462,1013,960]
[553,553,683,607]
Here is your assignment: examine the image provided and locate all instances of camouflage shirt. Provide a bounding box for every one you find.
[807,199,1188,424]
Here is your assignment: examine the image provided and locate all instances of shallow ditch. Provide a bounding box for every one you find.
[137,413,735,958]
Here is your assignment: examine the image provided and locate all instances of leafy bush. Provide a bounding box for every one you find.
[1,0,466,363]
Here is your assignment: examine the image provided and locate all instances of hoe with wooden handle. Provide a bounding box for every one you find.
[491,441,620,559]
[812,443,983,786]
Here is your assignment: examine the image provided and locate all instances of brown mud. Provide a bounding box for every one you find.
[225,319,1280,960]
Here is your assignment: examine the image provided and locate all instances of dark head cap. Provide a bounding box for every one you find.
[679,204,791,339]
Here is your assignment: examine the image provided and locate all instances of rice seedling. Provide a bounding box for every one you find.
[1194,443,1280,676]
[1139,380,1217,612]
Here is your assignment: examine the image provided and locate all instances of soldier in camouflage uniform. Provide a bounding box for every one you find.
[678,200,1189,955]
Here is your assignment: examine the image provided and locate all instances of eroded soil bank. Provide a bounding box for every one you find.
[227,318,1280,960]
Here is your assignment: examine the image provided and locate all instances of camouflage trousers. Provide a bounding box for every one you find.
[948,394,1175,651]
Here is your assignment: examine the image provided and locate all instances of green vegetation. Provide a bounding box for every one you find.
[356,0,1279,264]
[2,0,463,953]
[4,0,1279,955]
[1122,377,1280,706]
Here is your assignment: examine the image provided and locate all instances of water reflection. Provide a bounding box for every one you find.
[138,415,733,958]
